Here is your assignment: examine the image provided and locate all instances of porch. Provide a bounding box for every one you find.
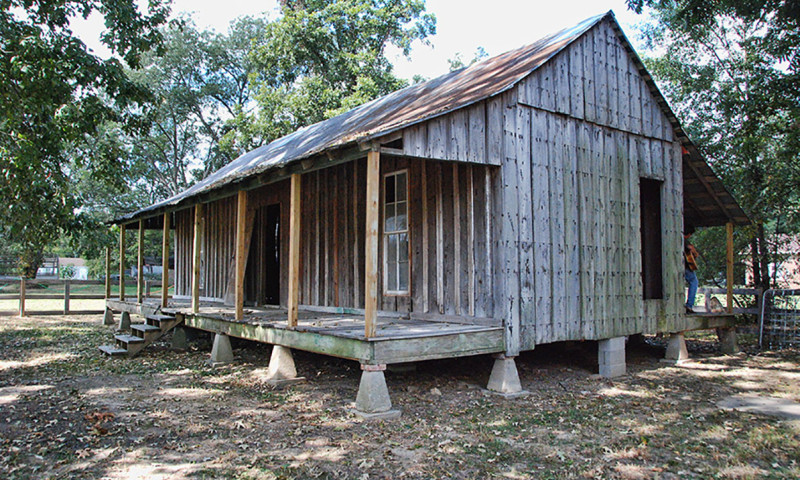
[105,298,505,365]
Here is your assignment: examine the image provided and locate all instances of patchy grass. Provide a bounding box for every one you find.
[1,315,799,479]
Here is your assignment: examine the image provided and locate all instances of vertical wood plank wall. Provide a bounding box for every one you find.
[502,17,683,347]
[297,158,496,318]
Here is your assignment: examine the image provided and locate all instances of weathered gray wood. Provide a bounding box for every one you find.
[452,163,462,315]
[531,109,552,344]
[501,90,521,355]
[516,105,535,349]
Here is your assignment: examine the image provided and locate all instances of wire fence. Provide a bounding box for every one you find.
[759,289,800,350]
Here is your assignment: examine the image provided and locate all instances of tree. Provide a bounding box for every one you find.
[628,0,800,290]
[0,0,169,277]
[221,0,436,155]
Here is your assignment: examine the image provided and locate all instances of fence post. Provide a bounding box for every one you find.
[63,280,71,315]
[104,246,111,299]
[18,277,25,317]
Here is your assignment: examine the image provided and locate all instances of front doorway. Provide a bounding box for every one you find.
[245,203,281,306]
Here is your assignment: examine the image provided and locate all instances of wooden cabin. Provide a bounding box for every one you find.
[103,11,749,417]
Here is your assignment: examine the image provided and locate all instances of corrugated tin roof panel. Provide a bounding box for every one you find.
[117,12,607,222]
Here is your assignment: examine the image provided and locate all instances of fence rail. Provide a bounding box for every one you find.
[698,287,763,316]
[0,278,171,317]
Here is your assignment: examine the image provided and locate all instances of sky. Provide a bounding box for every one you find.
[74,0,652,81]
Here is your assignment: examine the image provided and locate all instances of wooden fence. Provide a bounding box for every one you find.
[0,278,170,317]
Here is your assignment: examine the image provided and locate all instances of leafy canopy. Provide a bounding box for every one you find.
[0,0,169,276]
[628,0,800,288]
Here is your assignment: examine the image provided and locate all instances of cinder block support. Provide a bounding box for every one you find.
[598,337,627,378]
[118,311,131,331]
[354,364,400,420]
[209,332,234,365]
[664,333,689,363]
[102,308,114,326]
[171,327,188,350]
[487,355,527,396]
[717,327,740,355]
[264,345,305,386]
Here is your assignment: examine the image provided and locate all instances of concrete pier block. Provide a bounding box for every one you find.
[102,308,114,326]
[717,327,740,355]
[598,337,627,378]
[354,364,400,420]
[264,346,305,386]
[118,311,131,331]
[171,327,187,350]
[487,355,528,397]
[209,333,234,366]
[664,333,689,363]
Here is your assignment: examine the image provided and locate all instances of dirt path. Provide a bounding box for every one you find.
[1,315,798,479]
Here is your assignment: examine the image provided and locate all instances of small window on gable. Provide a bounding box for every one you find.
[384,171,409,295]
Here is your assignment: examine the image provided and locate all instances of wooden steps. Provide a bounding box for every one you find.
[99,313,182,357]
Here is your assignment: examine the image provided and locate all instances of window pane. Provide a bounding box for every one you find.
[385,175,396,204]
[385,204,395,232]
[388,234,398,265]
[387,260,398,291]
[397,172,407,201]
[398,232,408,263]
[396,202,407,231]
[398,261,409,291]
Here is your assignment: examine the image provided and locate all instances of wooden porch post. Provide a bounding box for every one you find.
[192,203,204,313]
[137,219,144,304]
[236,191,247,321]
[104,246,111,299]
[287,174,302,327]
[161,212,170,309]
[119,224,126,301]
[726,222,734,314]
[364,150,380,338]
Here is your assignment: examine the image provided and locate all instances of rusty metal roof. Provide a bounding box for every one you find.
[117,10,749,227]
[117,12,606,222]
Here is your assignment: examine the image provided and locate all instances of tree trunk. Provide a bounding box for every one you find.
[750,235,760,289]
[757,223,770,290]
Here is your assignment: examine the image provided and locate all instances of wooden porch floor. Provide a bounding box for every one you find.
[105,298,506,365]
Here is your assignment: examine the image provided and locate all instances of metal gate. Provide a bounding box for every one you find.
[759,289,800,349]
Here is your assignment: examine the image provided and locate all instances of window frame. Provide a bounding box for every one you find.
[382,169,411,296]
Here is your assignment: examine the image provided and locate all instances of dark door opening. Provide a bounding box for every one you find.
[245,203,281,306]
[263,204,281,305]
[640,178,664,299]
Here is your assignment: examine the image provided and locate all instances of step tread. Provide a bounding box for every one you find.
[98,345,128,356]
[131,324,161,332]
[146,314,176,321]
[115,334,144,344]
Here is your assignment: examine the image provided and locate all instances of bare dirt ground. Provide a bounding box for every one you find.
[1,315,798,480]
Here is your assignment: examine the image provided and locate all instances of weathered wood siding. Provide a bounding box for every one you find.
[497,17,684,351]
[298,158,497,318]
[401,99,504,166]
[173,198,237,301]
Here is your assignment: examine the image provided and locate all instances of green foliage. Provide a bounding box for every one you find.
[630,0,800,288]
[222,0,436,155]
[447,46,489,72]
[0,0,169,277]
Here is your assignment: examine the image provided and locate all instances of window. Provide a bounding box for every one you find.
[384,171,409,295]
[640,178,663,299]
